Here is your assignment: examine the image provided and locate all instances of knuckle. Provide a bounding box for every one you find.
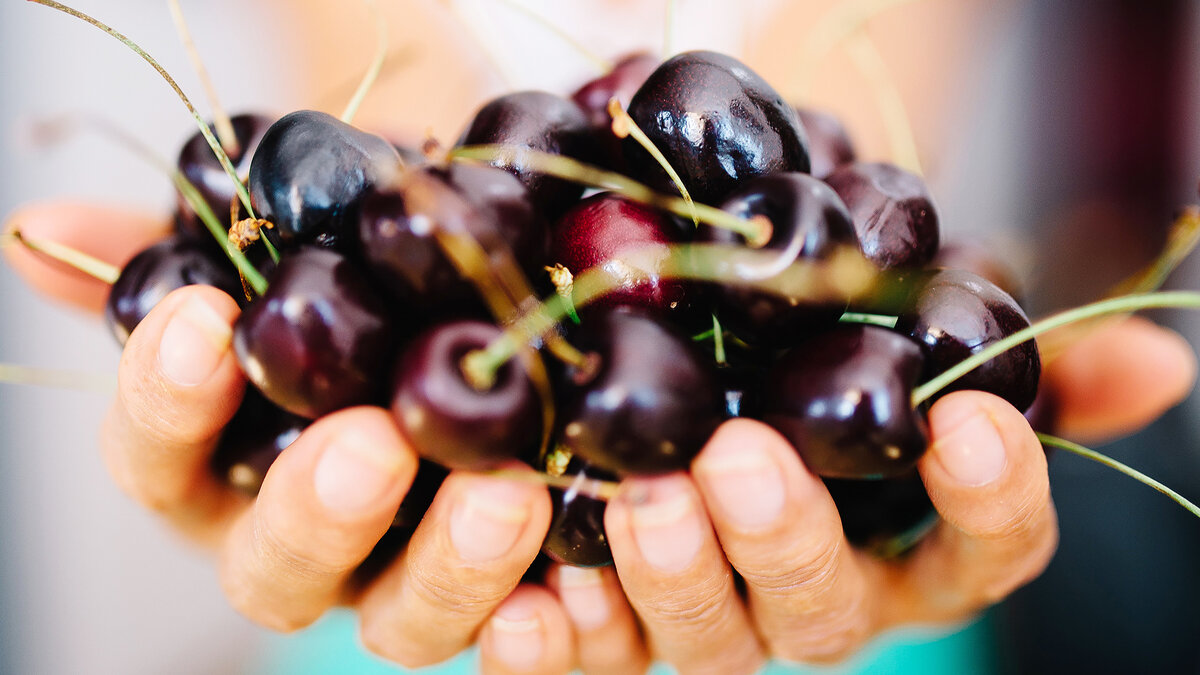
[410,562,502,618]
[639,572,730,630]
[744,537,843,605]
[220,571,317,634]
[969,485,1052,543]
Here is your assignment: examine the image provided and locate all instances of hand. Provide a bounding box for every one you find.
[534,318,1195,674]
[2,202,579,674]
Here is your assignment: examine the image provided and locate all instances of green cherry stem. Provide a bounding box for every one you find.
[911,290,1200,407]
[340,0,387,125]
[30,0,257,221]
[166,0,238,156]
[712,314,727,365]
[0,363,116,393]
[1037,432,1200,520]
[449,145,773,246]
[839,311,899,328]
[494,0,611,74]
[3,229,119,283]
[608,98,699,226]
[485,468,621,501]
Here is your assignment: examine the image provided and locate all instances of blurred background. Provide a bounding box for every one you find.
[1,0,1198,673]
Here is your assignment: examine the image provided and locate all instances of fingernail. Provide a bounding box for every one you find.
[158,296,231,387]
[697,445,787,529]
[932,409,1008,487]
[449,478,532,562]
[489,601,544,671]
[626,478,703,573]
[313,432,403,517]
[556,566,610,630]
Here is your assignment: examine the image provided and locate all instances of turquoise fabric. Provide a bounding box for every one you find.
[255,609,997,674]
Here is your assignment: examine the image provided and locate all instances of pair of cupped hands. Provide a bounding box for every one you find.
[5,201,1196,675]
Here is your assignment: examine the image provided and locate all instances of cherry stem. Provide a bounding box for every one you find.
[712,314,727,364]
[609,98,699,226]
[911,290,1200,407]
[166,0,238,156]
[0,362,116,393]
[175,172,268,295]
[486,468,621,501]
[450,145,772,246]
[663,0,677,59]
[340,0,387,125]
[794,0,921,97]
[493,0,611,74]
[839,311,898,328]
[461,243,878,387]
[1037,432,1200,520]
[4,228,119,284]
[845,34,922,175]
[30,0,257,221]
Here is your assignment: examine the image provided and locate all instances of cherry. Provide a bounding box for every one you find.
[390,320,541,471]
[824,162,939,270]
[625,51,811,205]
[550,192,696,318]
[233,247,397,419]
[542,453,615,567]
[572,52,660,170]
[105,235,244,345]
[358,163,547,313]
[703,172,859,347]
[896,268,1041,412]
[248,110,401,251]
[209,389,308,495]
[762,324,927,479]
[456,91,594,220]
[825,470,937,556]
[175,113,274,238]
[931,239,1024,300]
[559,308,723,476]
[794,107,856,180]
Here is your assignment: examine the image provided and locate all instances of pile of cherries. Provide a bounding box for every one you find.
[106,50,1041,567]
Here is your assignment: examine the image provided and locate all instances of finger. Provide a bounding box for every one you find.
[1047,316,1196,442]
[357,467,552,669]
[479,585,574,675]
[3,202,169,313]
[218,406,418,632]
[887,391,1057,625]
[604,474,765,675]
[101,284,247,544]
[691,419,876,663]
[546,565,650,675]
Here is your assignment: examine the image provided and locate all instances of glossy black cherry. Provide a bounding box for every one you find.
[625,51,811,205]
[105,235,244,345]
[762,324,927,479]
[896,268,1041,412]
[825,470,937,557]
[175,113,274,238]
[572,52,660,171]
[794,107,855,180]
[703,172,859,347]
[824,162,939,270]
[248,110,401,251]
[559,308,723,476]
[209,389,308,495]
[359,163,546,313]
[456,91,593,219]
[390,320,541,471]
[550,192,694,317]
[233,247,397,419]
[542,454,615,568]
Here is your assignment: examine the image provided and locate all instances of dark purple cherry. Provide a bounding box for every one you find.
[824,162,939,270]
[572,53,660,171]
[625,51,810,205]
[794,107,855,180]
[175,113,274,239]
[542,453,615,567]
[456,91,593,220]
[825,470,937,557]
[248,110,401,251]
[560,308,723,476]
[105,235,244,345]
[390,320,540,471]
[551,192,694,317]
[209,389,309,495]
[359,164,547,313]
[896,269,1041,412]
[233,247,397,419]
[762,325,927,479]
[703,172,859,347]
[353,460,450,587]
